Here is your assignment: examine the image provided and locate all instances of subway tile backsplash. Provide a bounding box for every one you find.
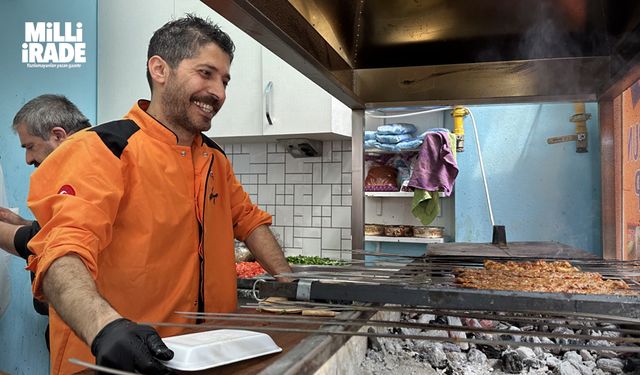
[223,140,352,259]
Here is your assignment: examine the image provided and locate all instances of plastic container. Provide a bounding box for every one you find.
[162,329,282,371]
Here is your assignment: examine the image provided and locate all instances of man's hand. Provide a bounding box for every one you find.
[91,318,175,374]
[0,207,31,226]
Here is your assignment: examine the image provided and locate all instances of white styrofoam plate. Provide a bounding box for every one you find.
[162,329,282,371]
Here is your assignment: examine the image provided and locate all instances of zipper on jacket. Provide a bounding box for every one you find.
[197,154,215,322]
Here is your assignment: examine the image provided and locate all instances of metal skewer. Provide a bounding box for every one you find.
[68,359,139,375]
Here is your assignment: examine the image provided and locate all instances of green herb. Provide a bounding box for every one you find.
[286,255,347,266]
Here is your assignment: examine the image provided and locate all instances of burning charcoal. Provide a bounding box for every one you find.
[421,344,448,369]
[461,318,481,328]
[424,329,449,338]
[573,362,594,375]
[442,342,462,352]
[588,329,602,337]
[587,339,614,348]
[473,332,495,341]
[533,347,546,359]
[432,316,448,325]
[555,361,583,375]
[479,320,497,329]
[563,351,582,363]
[624,356,640,372]
[519,325,534,331]
[591,369,606,375]
[417,314,436,324]
[601,330,622,339]
[523,357,545,370]
[501,350,524,374]
[583,361,596,370]
[467,348,487,365]
[553,326,577,346]
[400,327,423,337]
[541,337,555,345]
[367,327,382,351]
[596,358,625,374]
[579,349,595,362]
[500,326,522,342]
[476,344,502,359]
[374,337,403,356]
[595,350,618,359]
[515,346,536,361]
[546,355,562,369]
[445,351,467,368]
[537,324,550,332]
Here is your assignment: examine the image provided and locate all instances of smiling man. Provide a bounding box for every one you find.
[26,15,292,374]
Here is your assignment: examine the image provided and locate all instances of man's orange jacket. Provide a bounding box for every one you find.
[27,100,271,374]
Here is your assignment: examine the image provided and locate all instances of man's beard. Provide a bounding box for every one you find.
[161,75,215,134]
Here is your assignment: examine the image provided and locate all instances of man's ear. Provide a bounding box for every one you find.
[50,127,68,143]
[148,56,169,87]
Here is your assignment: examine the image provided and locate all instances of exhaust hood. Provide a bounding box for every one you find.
[203,0,640,108]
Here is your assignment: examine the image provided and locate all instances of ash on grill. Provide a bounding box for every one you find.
[360,312,640,375]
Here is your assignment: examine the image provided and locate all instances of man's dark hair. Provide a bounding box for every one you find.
[12,94,91,138]
[146,14,235,91]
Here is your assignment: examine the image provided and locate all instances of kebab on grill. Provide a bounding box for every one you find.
[454,260,636,295]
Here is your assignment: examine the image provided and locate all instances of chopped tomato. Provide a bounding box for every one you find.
[236,262,267,278]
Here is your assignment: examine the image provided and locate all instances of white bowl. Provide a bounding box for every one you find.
[162,329,282,371]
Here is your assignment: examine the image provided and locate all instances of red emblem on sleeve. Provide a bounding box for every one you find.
[57,185,76,196]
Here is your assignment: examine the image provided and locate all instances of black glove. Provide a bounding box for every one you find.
[91,318,175,374]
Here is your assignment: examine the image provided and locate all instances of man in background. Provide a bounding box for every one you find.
[0,94,91,350]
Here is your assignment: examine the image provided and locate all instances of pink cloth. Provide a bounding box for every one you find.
[407,132,458,195]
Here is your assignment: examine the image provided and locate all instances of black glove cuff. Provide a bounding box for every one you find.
[91,318,131,356]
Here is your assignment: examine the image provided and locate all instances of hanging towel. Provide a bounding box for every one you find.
[408,131,458,195]
[408,132,458,225]
[411,189,439,225]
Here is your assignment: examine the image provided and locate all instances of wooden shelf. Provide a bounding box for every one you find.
[365,235,445,244]
[365,191,447,198]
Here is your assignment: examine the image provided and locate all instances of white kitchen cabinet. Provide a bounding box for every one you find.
[207,46,352,143]
[259,48,352,140]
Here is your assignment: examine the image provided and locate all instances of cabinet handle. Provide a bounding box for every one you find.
[265,81,273,125]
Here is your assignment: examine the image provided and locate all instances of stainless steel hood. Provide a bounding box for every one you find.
[203,0,640,109]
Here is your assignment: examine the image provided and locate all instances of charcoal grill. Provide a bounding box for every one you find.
[246,244,640,319]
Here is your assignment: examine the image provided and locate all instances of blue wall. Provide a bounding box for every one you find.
[0,1,97,373]
[454,103,601,255]
[364,103,602,262]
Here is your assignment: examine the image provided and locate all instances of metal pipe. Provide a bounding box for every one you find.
[469,109,495,227]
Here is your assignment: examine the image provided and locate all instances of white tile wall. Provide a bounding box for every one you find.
[257,184,276,205]
[322,163,342,184]
[267,164,285,184]
[226,140,352,259]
